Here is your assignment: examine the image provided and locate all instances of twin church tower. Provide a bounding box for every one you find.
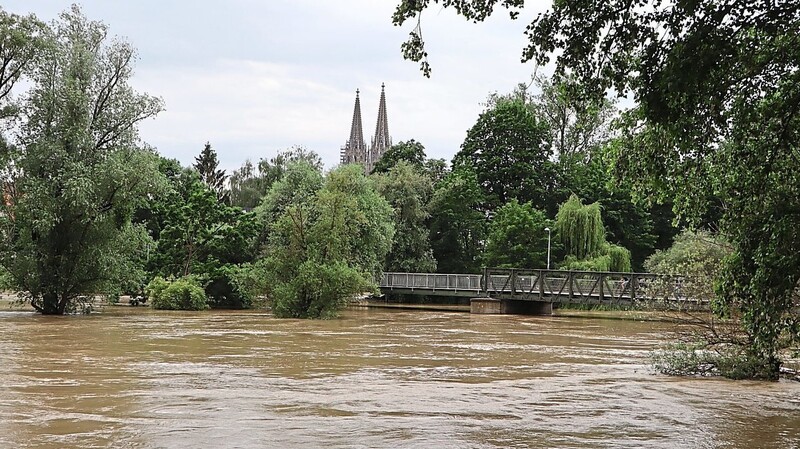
[340,84,391,173]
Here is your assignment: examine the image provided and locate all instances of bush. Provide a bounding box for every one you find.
[148,276,209,311]
[145,276,169,301]
[204,265,254,309]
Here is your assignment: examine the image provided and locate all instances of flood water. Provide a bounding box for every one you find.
[0,307,798,449]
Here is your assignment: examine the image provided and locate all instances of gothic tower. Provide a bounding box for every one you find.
[340,89,367,166]
[368,83,392,173]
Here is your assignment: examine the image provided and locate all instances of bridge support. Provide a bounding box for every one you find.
[470,298,552,316]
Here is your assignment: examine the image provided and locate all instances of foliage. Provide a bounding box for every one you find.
[0,6,165,315]
[194,142,228,204]
[555,195,631,272]
[485,77,616,167]
[258,164,395,318]
[144,276,169,301]
[271,259,370,319]
[645,230,732,302]
[561,141,664,270]
[560,244,631,273]
[427,166,486,273]
[256,160,324,229]
[454,97,554,213]
[372,139,427,174]
[483,199,549,269]
[393,0,800,379]
[148,276,209,311]
[146,171,257,309]
[373,161,436,272]
[555,195,605,261]
[229,146,322,210]
[0,8,46,120]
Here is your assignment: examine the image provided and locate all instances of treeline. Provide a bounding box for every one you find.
[0,6,682,319]
[144,75,683,316]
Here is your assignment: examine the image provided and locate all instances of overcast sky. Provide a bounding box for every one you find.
[4,1,552,172]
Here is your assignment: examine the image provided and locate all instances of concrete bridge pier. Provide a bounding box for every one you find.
[470,297,553,316]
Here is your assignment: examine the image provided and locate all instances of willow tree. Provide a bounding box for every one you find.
[0,6,165,314]
[556,195,630,272]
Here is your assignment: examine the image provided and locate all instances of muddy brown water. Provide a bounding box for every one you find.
[0,308,798,449]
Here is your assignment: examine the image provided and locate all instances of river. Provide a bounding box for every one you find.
[0,307,797,448]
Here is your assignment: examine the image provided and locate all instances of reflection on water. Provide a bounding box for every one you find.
[0,308,798,448]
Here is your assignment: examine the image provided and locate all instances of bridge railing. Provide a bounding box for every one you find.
[381,268,702,305]
[381,272,482,292]
[482,268,697,304]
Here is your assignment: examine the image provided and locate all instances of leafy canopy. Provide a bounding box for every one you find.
[0,6,165,314]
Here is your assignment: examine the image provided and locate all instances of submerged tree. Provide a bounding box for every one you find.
[257,164,395,319]
[0,6,165,314]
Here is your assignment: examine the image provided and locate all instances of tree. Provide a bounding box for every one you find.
[483,199,549,269]
[229,146,322,210]
[372,139,427,174]
[485,77,616,167]
[258,164,395,318]
[556,195,631,273]
[394,0,800,378]
[427,167,486,273]
[645,230,732,303]
[454,97,554,212]
[373,161,436,272]
[0,6,165,314]
[194,142,228,203]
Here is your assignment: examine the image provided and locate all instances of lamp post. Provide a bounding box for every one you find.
[544,227,551,270]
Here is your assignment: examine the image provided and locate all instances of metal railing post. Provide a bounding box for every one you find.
[599,272,605,302]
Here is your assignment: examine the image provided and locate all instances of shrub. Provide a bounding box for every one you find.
[205,265,254,309]
[149,276,209,311]
[145,276,169,301]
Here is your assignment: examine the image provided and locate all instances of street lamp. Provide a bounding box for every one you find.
[544,227,551,270]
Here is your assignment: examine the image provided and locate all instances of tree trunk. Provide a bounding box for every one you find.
[40,292,63,315]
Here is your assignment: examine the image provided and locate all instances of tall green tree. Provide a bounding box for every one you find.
[427,167,486,273]
[259,164,395,318]
[454,97,554,213]
[194,142,228,203]
[393,0,800,379]
[0,6,165,314]
[483,199,549,269]
[374,161,436,272]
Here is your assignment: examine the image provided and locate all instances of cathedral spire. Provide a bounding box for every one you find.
[368,83,391,173]
[341,89,367,166]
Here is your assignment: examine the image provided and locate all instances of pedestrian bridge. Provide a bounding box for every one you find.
[379,268,700,314]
